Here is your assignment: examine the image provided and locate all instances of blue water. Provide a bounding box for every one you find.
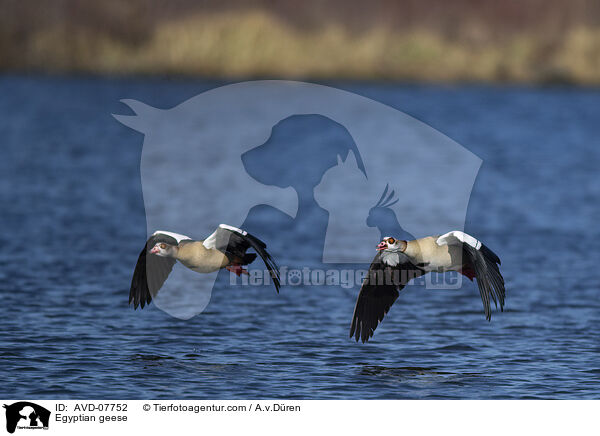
[1,75,599,399]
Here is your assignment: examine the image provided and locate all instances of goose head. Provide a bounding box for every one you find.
[376,237,407,252]
[150,242,178,258]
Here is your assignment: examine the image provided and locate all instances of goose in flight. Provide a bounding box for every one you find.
[129,224,280,309]
[350,231,505,343]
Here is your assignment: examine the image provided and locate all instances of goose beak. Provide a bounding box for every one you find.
[376,241,387,251]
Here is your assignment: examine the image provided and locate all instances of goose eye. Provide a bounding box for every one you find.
[160,243,166,249]
[388,238,395,244]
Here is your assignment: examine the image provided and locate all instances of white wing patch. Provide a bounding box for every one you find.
[218,223,247,236]
[153,230,192,243]
[202,229,218,249]
[202,223,248,249]
[436,230,482,250]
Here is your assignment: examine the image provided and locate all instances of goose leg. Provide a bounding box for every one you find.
[457,266,475,281]
[226,264,249,276]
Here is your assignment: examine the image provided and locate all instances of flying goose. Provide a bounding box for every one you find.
[350,231,505,343]
[129,224,280,309]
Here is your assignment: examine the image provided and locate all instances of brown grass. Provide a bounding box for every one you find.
[2,0,600,83]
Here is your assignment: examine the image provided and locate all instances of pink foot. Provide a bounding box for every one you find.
[226,265,249,276]
[459,267,475,281]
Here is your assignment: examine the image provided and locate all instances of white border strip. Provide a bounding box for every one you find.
[1,400,596,436]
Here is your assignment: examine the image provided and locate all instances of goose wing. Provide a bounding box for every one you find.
[129,232,190,309]
[436,231,505,320]
[203,224,280,293]
[461,243,505,320]
[350,252,424,343]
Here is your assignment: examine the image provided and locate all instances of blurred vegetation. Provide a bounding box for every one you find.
[2,0,600,83]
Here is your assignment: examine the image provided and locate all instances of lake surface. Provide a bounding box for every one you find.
[1,75,599,399]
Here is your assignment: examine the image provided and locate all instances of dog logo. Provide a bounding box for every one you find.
[3,402,50,434]
[114,80,481,318]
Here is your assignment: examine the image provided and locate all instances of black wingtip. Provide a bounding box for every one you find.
[242,231,281,294]
[480,243,501,266]
[272,279,280,294]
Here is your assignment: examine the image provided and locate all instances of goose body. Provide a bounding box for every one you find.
[350,231,505,342]
[403,236,464,272]
[175,241,229,273]
[129,224,280,309]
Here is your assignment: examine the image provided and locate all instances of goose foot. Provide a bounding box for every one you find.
[226,265,249,276]
[458,266,475,281]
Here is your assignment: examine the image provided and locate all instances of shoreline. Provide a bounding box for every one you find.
[3,9,600,86]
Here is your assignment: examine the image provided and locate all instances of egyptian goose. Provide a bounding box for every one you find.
[129,224,280,309]
[350,231,505,342]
